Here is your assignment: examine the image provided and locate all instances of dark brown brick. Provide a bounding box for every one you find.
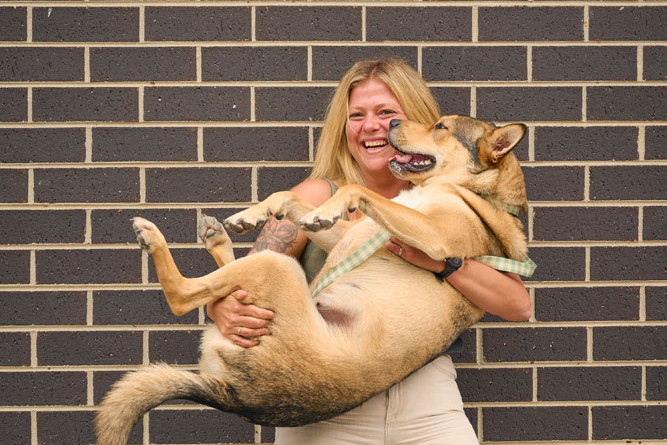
[0,47,84,81]
[590,7,667,41]
[533,207,637,241]
[93,127,197,162]
[0,372,86,405]
[0,412,30,444]
[90,47,195,81]
[202,47,307,81]
[255,87,333,122]
[591,247,666,281]
[431,87,471,117]
[0,88,27,122]
[0,210,85,244]
[261,426,275,443]
[594,326,667,361]
[0,169,28,202]
[646,366,667,400]
[644,206,667,240]
[256,6,361,41]
[646,287,666,321]
[204,127,309,162]
[149,330,202,365]
[533,46,636,81]
[145,7,250,41]
[258,166,311,200]
[483,407,588,441]
[588,87,666,121]
[457,368,532,402]
[34,168,140,203]
[149,409,254,444]
[0,291,86,325]
[645,126,666,160]
[311,47,416,81]
[33,7,139,42]
[448,329,477,364]
[33,87,139,122]
[423,46,526,81]
[36,248,141,284]
[0,7,26,41]
[146,167,251,203]
[148,247,218,283]
[483,327,587,362]
[591,166,666,200]
[535,287,639,322]
[538,366,641,401]
[592,406,666,440]
[367,7,471,42]
[479,7,583,41]
[93,370,126,404]
[92,208,195,244]
[477,87,582,122]
[0,250,30,284]
[524,247,586,282]
[644,46,667,80]
[144,87,249,122]
[94,290,197,325]
[0,332,30,366]
[0,128,85,163]
[38,410,142,445]
[38,331,142,366]
[534,126,638,161]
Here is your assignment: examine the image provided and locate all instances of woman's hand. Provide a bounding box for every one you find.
[206,290,274,348]
[385,237,445,273]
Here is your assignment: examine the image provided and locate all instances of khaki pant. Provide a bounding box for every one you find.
[275,356,479,445]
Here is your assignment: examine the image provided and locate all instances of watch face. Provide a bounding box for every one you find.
[448,258,463,269]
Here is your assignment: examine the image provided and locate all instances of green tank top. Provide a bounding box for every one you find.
[299,179,338,284]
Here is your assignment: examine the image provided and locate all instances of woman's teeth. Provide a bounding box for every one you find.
[364,140,388,149]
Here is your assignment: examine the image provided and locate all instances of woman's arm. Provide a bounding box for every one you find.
[385,238,532,321]
[207,179,335,347]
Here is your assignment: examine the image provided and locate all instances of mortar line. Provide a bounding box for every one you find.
[30,249,36,285]
[27,168,34,204]
[85,127,93,163]
[30,331,38,367]
[251,6,256,42]
[639,286,646,322]
[87,370,94,405]
[584,165,590,201]
[581,86,587,122]
[638,125,646,161]
[583,5,589,42]
[196,46,202,83]
[84,46,90,82]
[637,45,644,81]
[361,6,366,42]
[27,86,33,123]
[532,366,538,402]
[528,124,535,161]
[85,209,92,244]
[26,7,32,43]
[251,166,259,203]
[139,6,145,43]
[588,405,593,441]
[470,87,476,118]
[142,250,149,285]
[641,365,647,401]
[87,290,93,326]
[138,86,144,122]
[309,126,315,162]
[307,46,313,81]
[417,46,422,75]
[587,326,594,363]
[638,206,644,243]
[585,246,591,282]
[471,6,478,43]
[197,127,204,162]
[143,330,150,365]
[250,86,256,122]
[31,411,37,445]
[526,45,532,82]
[139,167,146,203]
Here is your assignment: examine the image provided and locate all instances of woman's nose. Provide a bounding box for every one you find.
[362,114,381,131]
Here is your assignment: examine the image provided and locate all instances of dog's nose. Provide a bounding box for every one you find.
[389,119,401,128]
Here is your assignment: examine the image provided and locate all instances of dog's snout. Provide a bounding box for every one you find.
[389,119,401,129]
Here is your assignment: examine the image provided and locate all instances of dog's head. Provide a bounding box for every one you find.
[387,115,526,190]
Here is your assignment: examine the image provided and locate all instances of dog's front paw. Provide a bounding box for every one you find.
[298,210,340,232]
[224,207,271,234]
[198,214,232,251]
[131,217,165,253]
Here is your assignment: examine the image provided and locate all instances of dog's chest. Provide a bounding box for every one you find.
[392,187,431,210]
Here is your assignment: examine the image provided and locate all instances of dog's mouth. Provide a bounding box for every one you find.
[388,145,436,173]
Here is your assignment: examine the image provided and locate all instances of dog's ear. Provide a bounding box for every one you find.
[484,124,526,163]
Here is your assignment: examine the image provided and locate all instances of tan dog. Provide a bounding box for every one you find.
[96,115,528,445]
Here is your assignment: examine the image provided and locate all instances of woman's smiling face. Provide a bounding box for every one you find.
[345,78,407,180]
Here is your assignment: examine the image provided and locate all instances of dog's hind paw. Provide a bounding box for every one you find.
[198,214,232,250]
[131,217,165,253]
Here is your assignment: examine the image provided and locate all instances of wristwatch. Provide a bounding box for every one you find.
[434,258,463,282]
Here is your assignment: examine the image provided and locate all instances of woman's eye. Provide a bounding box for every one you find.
[380,109,396,116]
[349,113,363,120]
[434,122,448,130]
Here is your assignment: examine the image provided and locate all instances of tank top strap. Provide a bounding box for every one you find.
[321,178,338,196]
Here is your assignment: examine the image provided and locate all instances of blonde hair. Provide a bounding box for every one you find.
[309,58,441,186]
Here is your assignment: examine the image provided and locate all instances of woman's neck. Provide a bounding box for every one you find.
[362,173,411,199]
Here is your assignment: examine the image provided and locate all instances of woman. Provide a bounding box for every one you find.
[208,58,531,444]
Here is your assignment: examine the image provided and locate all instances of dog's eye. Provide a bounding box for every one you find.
[434,123,448,130]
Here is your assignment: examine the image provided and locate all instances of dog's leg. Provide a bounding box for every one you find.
[225,190,353,253]
[198,214,235,267]
[301,184,474,261]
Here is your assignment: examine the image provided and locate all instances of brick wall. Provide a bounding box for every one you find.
[1,2,665,444]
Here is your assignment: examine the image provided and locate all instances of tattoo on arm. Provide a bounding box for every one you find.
[250,218,299,254]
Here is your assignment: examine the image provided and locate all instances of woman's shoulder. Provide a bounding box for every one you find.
[291,178,338,206]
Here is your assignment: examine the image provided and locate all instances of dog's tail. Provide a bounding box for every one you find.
[95,364,236,445]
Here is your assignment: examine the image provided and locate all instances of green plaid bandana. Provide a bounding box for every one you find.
[312,229,392,296]
[311,197,536,295]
